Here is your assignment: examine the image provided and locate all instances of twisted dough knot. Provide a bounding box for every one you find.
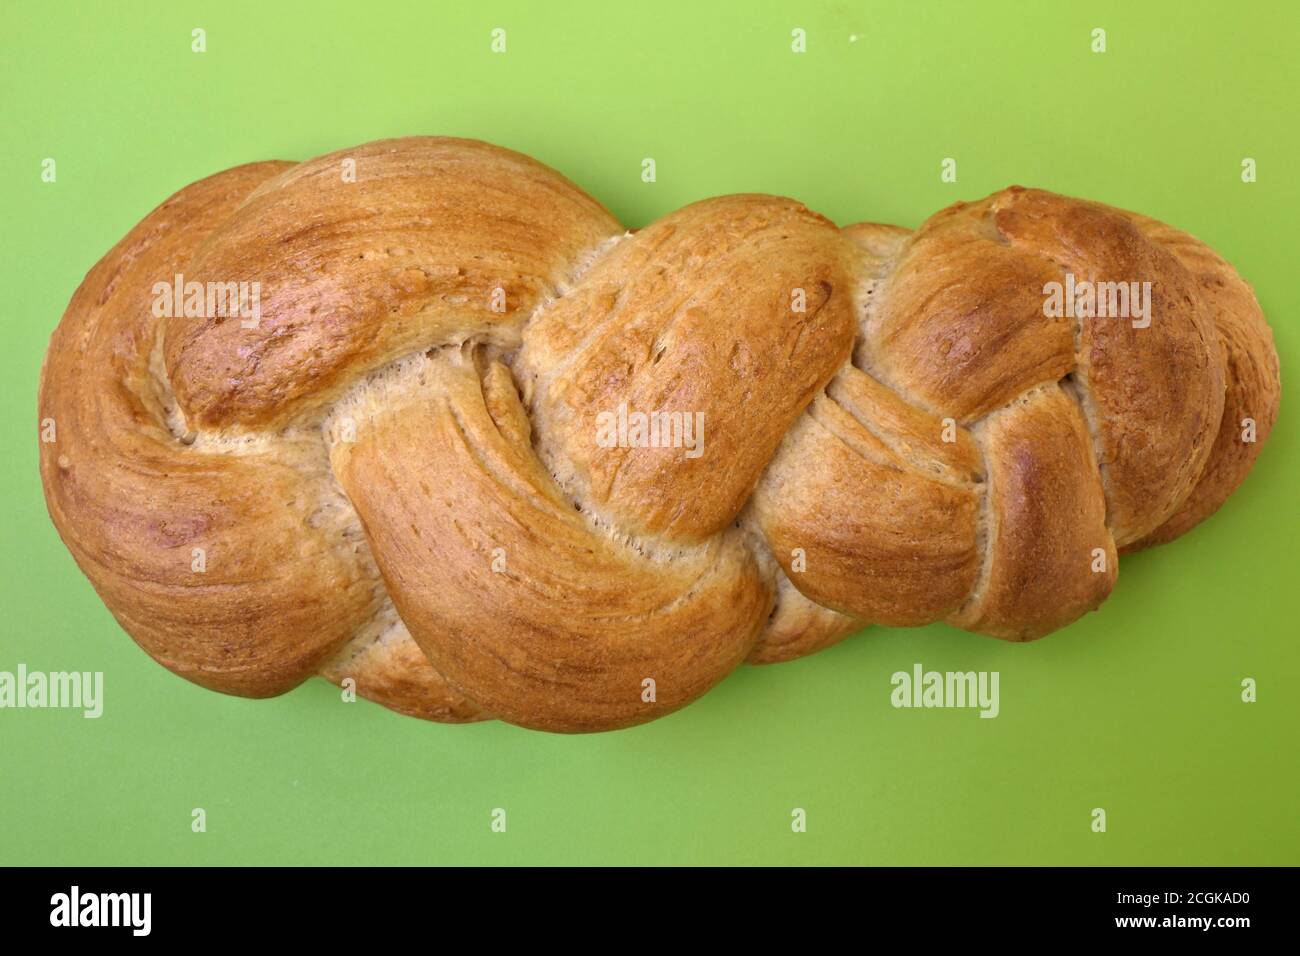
[39,137,1280,732]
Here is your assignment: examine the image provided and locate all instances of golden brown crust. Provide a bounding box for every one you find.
[165,138,621,431]
[747,572,862,665]
[317,613,490,723]
[1119,214,1281,550]
[752,371,982,626]
[39,162,383,697]
[989,190,1224,547]
[517,194,856,543]
[329,349,771,732]
[947,385,1117,640]
[38,140,1282,730]
[861,196,1077,422]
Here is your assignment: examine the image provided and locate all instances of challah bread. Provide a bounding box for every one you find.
[38,137,1281,732]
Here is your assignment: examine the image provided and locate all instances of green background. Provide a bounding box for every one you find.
[2,0,1296,866]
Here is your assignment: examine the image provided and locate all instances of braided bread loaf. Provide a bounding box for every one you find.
[38,137,1280,732]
